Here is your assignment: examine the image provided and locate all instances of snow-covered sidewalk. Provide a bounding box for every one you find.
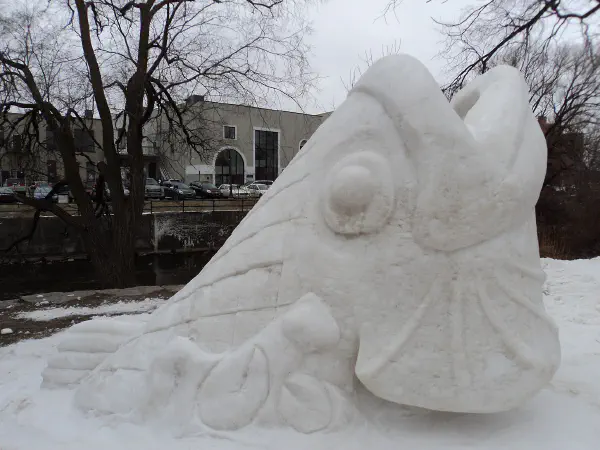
[14,297,165,321]
[0,258,599,449]
[0,286,179,346]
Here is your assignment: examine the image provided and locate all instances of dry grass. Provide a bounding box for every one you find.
[538,226,570,260]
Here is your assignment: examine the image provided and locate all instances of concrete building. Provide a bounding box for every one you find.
[154,97,330,185]
[0,100,330,188]
[0,111,105,186]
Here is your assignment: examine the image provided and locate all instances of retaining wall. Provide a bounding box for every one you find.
[0,211,248,259]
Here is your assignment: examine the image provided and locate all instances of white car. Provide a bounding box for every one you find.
[244,183,268,197]
[251,180,273,187]
[218,184,250,198]
[33,186,56,201]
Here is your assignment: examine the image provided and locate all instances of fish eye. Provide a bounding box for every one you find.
[329,165,375,215]
[322,151,395,235]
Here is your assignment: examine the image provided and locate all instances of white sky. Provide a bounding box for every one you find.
[300,0,474,113]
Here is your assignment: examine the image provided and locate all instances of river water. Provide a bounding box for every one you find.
[0,252,215,301]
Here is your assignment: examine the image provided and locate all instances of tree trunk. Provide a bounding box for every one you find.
[89,247,136,288]
[82,217,137,289]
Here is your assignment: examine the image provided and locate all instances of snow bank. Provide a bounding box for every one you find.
[15,298,166,321]
[0,258,599,449]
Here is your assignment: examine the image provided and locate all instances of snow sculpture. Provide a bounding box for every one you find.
[43,54,560,432]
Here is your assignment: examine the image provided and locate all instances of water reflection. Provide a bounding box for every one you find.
[0,252,216,301]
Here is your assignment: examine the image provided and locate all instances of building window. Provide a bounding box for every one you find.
[299,139,308,150]
[254,129,278,181]
[74,128,95,152]
[223,125,237,140]
[215,148,245,186]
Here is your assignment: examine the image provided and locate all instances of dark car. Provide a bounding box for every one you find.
[161,181,196,200]
[145,177,165,200]
[189,182,221,199]
[0,187,17,203]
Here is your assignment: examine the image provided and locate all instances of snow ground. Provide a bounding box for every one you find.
[0,258,599,449]
[14,298,165,321]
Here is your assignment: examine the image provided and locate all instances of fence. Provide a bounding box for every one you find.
[0,197,260,216]
[143,198,258,214]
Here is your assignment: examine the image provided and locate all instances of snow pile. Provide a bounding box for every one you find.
[15,298,166,321]
[0,258,599,449]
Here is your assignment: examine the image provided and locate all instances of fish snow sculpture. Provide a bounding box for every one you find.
[43,54,560,434]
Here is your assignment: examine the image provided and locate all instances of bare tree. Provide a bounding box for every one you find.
[496,42,600,133]
[490,40,600,257]
[585,127,600,170]
[425,0,600,95]
[341,40,402,92]
[383,1,600,258]
[0,0,315,287]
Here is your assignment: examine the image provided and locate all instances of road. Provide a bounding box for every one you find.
[0,198,259,217]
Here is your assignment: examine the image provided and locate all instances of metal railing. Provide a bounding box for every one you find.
[143,197,258,214]
[0,197,260,216]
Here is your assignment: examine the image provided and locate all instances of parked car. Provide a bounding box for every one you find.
[3,178,27,195]
[161,180,196,200]
[189,182,221,199]
[0,187,17,203]
[244,183,268,197]
[145,177,165,200]
[33,185,57,202]
[29,181,50,197]
[160,178,183,185]
[249,180,274,187]
[218,184,250,198]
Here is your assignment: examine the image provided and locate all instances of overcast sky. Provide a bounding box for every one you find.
[301,0,473,113]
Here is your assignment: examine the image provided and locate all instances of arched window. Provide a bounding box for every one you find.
[299,139,308,150]
[215,148,245,186]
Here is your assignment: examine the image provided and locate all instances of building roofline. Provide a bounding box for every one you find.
[186,99,332,118]
[2,102,333,122]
